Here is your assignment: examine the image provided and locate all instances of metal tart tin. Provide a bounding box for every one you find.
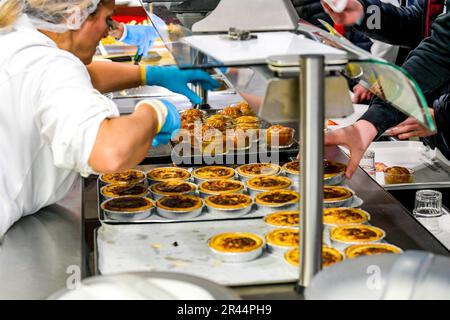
[323,207,371,228]
[255,190,300,214]
[263,211,300,228]
[245,176,293,197]
[99,169,147,187]
[149,181,197,200]
[344,243,403,259]
[208,232,265,263]
[155,196,204,220]
[281,161,300,182]
[324,172,346,186]
[191,166,237,184]
[236,163,281,182]
[323,186,354,208]
[284,246,344,275]
[199,180,245,199]
[147,167,191,186]
[100,183,149,201]
[265,228,299,255]
[100,196,154,221]
[330,225,386,251]
[205,194,253,218]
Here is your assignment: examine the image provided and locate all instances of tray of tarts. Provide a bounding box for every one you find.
[281,159,347,186]
[100,196,154,221]
[205,193,253,217]
[99,169,147,186]
[330,225,386,250]
[208,232,265,262]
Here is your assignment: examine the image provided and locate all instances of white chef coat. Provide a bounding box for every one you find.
[0,15,120,236]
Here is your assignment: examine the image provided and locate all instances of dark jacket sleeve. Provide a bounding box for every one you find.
[355,0,423,48]
[359,11,450,137]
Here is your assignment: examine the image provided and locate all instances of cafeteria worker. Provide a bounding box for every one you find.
[0,0,220,237]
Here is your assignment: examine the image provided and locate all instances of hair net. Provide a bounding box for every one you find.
[24,0,101,33]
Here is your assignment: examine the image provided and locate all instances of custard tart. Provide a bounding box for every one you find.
[191,166,236,183]
[266,125,294,147]
[246,176,292,196]
[149,180,196,200]
[100,183,149,200]
[218,106,243,119]
[236,163,281,180]
[263,211,299,228]
[235,101,256,116]
[323,186,354,208]
[265,228,299,254]
[100,169,146,186]
[255,190,299,213]
[147,167,191,184]
[208,232,264,262]
[101,196,154,221]
[330,225,385,247]
[235,116,260,126]
[199,179,244,197]
[282,160,300,178]
[323,208,370,226]
[384,166,414,184]
[323,160,347,185]
[345,243,403,259]
[156,195,203,220]
[284,246,343,268]
[205,193,253,217]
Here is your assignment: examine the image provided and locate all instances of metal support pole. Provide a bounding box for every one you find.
[193,52,209,109]
[297,55,325,290]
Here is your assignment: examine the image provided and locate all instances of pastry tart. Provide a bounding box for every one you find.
[265,228,299,253]
[266,125,294,147]
[218,106,243,119]
[199,179,244,196]
[255,190,299,206]
[323,160,347,185]
[100,169,146,186]
[191,166,236,182]
[236,163,280,180]
[246,176,292,196]
[208,232,264,262]
[384,166,414,184]
[147,167,191,183]
[330,225,385,245]
[323,207,370,226]
[149,180,196,200]
[101,183,148,199]
[345,243,403,259]
[284,246,343,268]
[282,160,300,176]
[205,193,252,209]
[101,196,154,220]
[235,116,260,125]
[263,211,299,228]
[323,186,354,208]
[235,101,256,116]
[156,195,203,220]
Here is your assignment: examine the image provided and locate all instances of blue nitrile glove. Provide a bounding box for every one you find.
[121,24,159,56]
[145,66,221,104]
[152,99,181,148]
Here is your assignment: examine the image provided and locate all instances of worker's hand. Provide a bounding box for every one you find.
[121,24,159,56]
[145,66,221,104]
[325,120,378,179]
[321,0,365,26]
[385,108,436,139]
[352,84,374,104]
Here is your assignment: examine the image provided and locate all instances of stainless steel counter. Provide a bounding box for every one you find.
[0,178,83,300]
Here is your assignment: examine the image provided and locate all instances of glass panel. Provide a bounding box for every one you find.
[343,59,436,131]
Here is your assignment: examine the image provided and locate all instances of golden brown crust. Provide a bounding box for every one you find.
[323,208,369,225]
[323,186,353,202]
[266,125,294,146]
[156,195,202,211]
[263,211,299,227]
[218,106,243,119]
[235,101,256,116]
[209,232,263,253]
[102,184,148,198]
[284,247,343,267]
[150,181,195,195]
[282,161,300,175]
[199,179,244,194]
[247,176,292,191]
[237,163,280,178]
[345,243,402,258]
[384,166,413,184]
[147,167,191,182]
[235,116,260,125]
[180,109,205,123]
[323,160,347,178]
[255,190,299,206]
[101,170,145,185]
[331,225,385,243]
[192,166,235,180]
[266,228,299,247]
[102,196,153,212]
[205,193,252,209]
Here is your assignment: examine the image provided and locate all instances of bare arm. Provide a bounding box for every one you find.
[86,61,142,93]
[88,102,158,173]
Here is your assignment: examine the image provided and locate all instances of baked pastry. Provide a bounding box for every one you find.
[323,160,346,179]
[265,228,299,248]
[101,196,153,212]
[147,167,191,183]
[205,193,252,209]
[209,232,263,253]
[192,166,236,182]
[199,179,244,195]
[284,247,343,268]
[246,176,292,192]
[282,160,300,176]
[206,114,233,127]
[345,243,402,259]
[323,208,370,226]
[229,129,251,149]
[255,190,299,206]
[323,186,353,207]
[263,211,299,228]
[218,106,243,119]
[150,180,196,197]
[236,163,281,179]
[330,225,385,244]
[156,194,203,212]
[203,118,227,132]
[266,125,294,147]
[235,116,260,125]
[100,169,146,186]
[101,184,148,199]
[235,101,256,116]
[235,122,260,140]
[180,109,205,123]
[384,166,413,184]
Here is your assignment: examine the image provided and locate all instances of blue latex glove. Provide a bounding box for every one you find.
[152,99,181,148]
[121,24,159,56]
[145,66,221,104]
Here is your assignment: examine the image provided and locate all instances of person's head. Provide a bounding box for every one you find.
[0,0,115,65]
